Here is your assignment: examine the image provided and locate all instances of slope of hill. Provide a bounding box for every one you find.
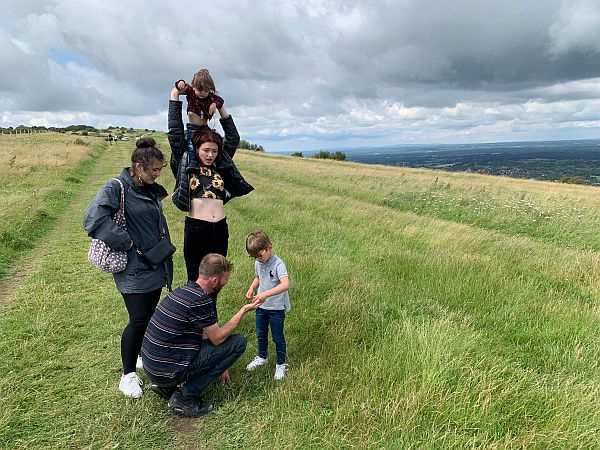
[1,138,598,448]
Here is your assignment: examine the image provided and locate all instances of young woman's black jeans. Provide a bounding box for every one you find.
[183,216,228,282]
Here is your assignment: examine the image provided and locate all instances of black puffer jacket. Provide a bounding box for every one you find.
[168,100,253,211]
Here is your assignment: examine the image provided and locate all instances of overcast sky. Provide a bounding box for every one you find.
[2,0,600,151]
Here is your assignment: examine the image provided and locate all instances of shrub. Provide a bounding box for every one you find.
[239,139,265,152]
[312,151,346,161]
[558,176,584,185]
[74,138,89,146]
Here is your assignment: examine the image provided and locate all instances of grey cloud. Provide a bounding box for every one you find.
[3,0,600,151]
[327,0,600,91]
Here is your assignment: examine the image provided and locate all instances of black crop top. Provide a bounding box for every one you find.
[189,166,226,200]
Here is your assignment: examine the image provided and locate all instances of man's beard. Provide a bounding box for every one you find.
[212,282,224,295]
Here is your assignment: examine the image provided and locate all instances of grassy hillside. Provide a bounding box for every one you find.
[0,137,598,449]
[0,133,102,279]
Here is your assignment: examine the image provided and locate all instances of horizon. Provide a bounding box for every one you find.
[272,136,600,155]
[4,123,600,155]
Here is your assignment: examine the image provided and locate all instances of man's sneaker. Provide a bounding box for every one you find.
[168,391,213,418]
[119,372,143,398]
[274,364,288,380]
[151,384,176,401]
[246,356,268,371]
[136,356,144,370]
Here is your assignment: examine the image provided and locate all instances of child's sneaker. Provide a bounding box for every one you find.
[136,356,143,370]
[246,356,268,371]
[274,364,288,380]
[119,372,143,398]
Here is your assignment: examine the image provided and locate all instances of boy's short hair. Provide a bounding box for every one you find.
[246,230,272,257]
[198,253,233,278]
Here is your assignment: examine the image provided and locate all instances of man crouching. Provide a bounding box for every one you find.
[141,253,260,417]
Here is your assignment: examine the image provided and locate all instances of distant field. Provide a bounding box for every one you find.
[0,144,598,448]
[0,133,101,279]
[324,139,600,185]
[0,132,168,281]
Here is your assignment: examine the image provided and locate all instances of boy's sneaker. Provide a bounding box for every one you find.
[168,391,213,418]
[274,364,288,380]
[246,356,268,371]
[136,356,144,370]
[119,372,143,398]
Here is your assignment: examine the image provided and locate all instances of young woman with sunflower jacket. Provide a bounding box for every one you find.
[168,86,253,285]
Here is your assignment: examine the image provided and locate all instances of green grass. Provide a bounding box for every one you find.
[0,145,598,448]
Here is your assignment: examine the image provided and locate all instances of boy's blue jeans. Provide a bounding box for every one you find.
[256,308,286,365]
[177,334,246,401]
[186,123,199,166]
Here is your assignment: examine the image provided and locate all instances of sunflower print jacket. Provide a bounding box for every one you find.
[167,100,253,212]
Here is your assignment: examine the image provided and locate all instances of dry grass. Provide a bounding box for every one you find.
[0,133,98,171]
[0,133,101,279]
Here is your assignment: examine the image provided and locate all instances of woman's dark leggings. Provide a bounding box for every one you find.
[183,216,229,281]
[120,288,163,374]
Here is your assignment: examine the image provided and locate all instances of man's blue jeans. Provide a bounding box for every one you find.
[178,333,246,400]
[256,308,286,365]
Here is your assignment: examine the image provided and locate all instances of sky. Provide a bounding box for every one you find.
[2,0,600,152]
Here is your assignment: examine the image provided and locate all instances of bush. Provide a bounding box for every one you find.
[74,138,89,146]
[239,139,265,152]
[558,176,584,185]
[312,151,346,161]
[291,152,304,157]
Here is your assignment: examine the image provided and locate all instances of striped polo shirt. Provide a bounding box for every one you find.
[141,281,217,385]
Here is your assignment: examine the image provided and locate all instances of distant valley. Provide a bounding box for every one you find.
[284,139,600,185]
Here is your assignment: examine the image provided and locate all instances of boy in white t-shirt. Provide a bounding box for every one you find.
[244,230,290,380]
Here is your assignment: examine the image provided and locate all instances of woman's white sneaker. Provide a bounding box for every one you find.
[274,364,287,380]
[246,356,268,371]
[136,356,144,370]
[119,372,143,398]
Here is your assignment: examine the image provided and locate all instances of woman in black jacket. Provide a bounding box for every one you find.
[168,86,253,284]
[83,138,174,399]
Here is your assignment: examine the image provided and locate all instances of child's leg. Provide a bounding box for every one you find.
[186,122,199,167]
[255,308,269,359]
[268,310,286,365]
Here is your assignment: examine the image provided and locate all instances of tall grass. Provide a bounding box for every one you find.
[0,134,101,279]
[0,147,598,448]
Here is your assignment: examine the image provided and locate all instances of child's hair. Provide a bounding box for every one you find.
[191,69,217,93]
[192,129,223,155]
[131,137,164,167]
[246,230,272,257]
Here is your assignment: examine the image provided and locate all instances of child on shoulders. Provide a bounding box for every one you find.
[175,69,224,167]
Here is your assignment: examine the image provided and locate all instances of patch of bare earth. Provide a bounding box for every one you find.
[171,417,204,450]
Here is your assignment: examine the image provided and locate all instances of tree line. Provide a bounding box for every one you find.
[291,151,347,161]
[0,125,155,134]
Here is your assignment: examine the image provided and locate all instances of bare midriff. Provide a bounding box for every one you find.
[189,198,225,222]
